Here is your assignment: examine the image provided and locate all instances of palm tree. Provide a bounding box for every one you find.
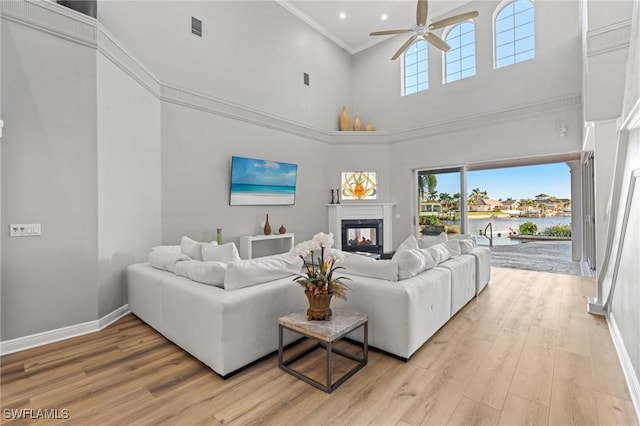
[468,188,488,206]
[438,192,452,211]
[418,174,437,201]
[452,193,461,211]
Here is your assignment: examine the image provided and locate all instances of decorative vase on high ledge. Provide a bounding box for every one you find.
[339,105,350,131]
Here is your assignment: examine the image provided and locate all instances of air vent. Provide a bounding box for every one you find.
[191,17,202,38]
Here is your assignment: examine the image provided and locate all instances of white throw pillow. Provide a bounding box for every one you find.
[175,260,226,287]
[393,248,427,280]
[427,243,451,265]
[180,236,218,261]
[396,234,419,253]
[443,239,462,257]
[453,234,477,247]
[340,253,399,281]
[418,232,448,248]
[418,248,437,270]
[458,239,475,254]
[202,242,241,263]
[224,254,303,291]
[151,245,181,254]
[148,251,190,273]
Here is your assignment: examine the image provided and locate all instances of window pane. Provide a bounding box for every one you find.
[461,68,475,78]
[514,0,533,13]
[495,16,513,34]
[515,49,535,62]
[496,56,514,68]
[417,49,427,61]
[447,49,461,62]
[496,30,514,47]
[447,72,461,83]
[461,56,475,70]
[515,9,534,26]
[417,82,428,91]
[515,37,534,53]
[461,44,475,58]
[403,41,428,96]
[496,43,514,59]
[417,72,427,84]
[461,31,474,46]
[515,22,534,40]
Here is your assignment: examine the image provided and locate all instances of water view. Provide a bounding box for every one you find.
[463,216,572,246]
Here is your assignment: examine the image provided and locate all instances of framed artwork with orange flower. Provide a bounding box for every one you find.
[341,171,377,200]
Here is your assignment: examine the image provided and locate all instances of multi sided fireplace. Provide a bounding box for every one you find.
[341,219,383,254]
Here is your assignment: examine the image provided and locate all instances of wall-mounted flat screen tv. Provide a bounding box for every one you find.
[230,156,298,206]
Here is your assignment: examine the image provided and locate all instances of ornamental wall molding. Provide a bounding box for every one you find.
[587,19,632,57]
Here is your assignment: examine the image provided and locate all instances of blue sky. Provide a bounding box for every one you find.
[431,163,571,201]
[231,156,297,187]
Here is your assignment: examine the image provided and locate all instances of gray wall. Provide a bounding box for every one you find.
[96,52,162,318]
[1,18,98,340]
[160,101,332,246]
[98,0,353,130]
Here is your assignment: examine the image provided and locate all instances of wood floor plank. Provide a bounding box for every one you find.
[595,391,640,426]
[464,328,527,409]
[1,268,635,426]
[497,394,549,426]
[509,326,556,406]
[446,397,500,426]
[549,377,599,425]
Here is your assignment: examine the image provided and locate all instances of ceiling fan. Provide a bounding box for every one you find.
[369,0,479,60]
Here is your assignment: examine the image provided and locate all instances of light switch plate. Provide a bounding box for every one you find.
[10,224,41,237]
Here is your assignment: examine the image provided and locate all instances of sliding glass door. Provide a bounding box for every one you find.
[415,168,466,238]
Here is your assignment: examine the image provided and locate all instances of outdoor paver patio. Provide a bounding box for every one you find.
[487,240,584,276]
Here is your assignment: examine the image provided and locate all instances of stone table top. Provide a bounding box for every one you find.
[279,308,367,343]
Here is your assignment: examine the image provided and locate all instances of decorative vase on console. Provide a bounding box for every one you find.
[279,224,286,234]
[353,117,361,131]
[264,214,271,235]
[216,228,222,245]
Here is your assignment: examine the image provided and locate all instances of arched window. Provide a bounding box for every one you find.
[445,22,476,83]
[495,0,535,69]
[403,40,428,96]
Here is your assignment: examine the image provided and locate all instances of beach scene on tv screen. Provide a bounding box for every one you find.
[230,156,297,205]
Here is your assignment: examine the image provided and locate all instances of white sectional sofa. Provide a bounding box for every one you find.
[127,234,490,376]
[333,234,490,359]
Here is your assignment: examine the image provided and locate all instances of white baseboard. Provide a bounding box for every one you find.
[607,312,640,423]
[0,304,130,356]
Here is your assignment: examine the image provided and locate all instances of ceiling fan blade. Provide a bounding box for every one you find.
[416,0,428,27]
[428,11,479,30]
[370,29,413,36]
[424,32,450,51]
[392,35,418,60]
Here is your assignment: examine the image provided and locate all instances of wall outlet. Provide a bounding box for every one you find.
[9,224,41,237]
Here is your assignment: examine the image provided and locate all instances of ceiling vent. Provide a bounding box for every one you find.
[191,17,202,38]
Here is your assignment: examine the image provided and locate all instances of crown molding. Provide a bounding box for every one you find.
[97,24,161,98]
[160,82,330,143]
[587,19,632,57]
[0,0,96,47]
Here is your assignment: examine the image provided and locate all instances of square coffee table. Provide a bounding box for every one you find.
[278,308,368,393]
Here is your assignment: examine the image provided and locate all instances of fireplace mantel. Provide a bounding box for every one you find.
[327,203,395,253]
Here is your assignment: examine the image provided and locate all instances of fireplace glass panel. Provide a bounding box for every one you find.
[346,228,377,248]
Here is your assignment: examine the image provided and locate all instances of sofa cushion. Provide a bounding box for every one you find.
[393,248,426,279]
[175,260,227,287]
[202,242,241,263]
[426,243,451,265]
[458,239,475,254]
[418,232,448,248]
[151,245,181,254]
[224,254,303,291]
[443,239,462,257]
[397,234,419,252]
[181,236,216,260]
[148,251,190,273]
[340,253,398,281]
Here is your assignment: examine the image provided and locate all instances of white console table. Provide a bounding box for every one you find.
[239,233,295,259]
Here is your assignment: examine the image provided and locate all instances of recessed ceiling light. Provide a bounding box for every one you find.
[381,14,388,21]
[339,12,346,20]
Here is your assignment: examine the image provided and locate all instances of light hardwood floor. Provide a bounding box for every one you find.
[2,267,638,425]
